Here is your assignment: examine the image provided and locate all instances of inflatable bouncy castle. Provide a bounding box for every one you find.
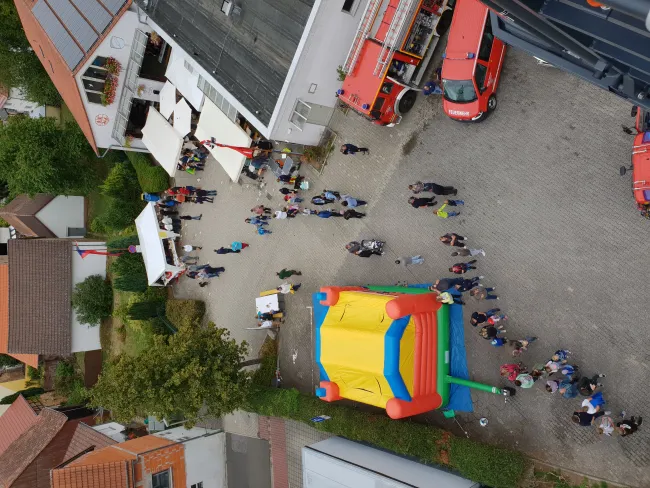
[313,285,512,419]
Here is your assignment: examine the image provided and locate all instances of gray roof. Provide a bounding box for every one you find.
[31,0,128,70]
[137,0,315,126]
[8,239,72,356]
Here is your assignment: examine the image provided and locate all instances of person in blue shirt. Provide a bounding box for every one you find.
[341,194,367,207]
[340,143,369,155]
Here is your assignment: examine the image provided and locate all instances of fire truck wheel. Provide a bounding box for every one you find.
[488,95,497,111]
[398,90,417,114]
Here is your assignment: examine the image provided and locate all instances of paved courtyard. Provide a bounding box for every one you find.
[173,48,649,486]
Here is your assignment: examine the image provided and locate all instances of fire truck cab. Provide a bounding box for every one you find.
[621,106,650,207]
[338,0,453,126]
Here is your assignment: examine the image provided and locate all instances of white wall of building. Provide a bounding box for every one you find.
[154,427,226,488]
[34,196,84,238]
[71,243,105,352]
[75,9,152,150]
[268,0,368,145]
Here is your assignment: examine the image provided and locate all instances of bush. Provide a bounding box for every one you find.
[100,162,142,200]
[72,275,113,326]
[0,387,44,404]
[111,252,148,292]
[27,365,41,380]
[93,197,144,232]
[165,299,206,329]
[247,388,527,488]
[54,361,88,405]
[126,151,169,193]
[107,234,139,251]
[128,301,164,320]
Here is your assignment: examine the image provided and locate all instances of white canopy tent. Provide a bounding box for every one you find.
[195,98,252,182]
[141,107,183,177]
[135,203,183,286]
[159,80,177,119]
[173,99,192,137]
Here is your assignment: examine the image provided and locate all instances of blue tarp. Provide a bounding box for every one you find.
[446,303,473,412]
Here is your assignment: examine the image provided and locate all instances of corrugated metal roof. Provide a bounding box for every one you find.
[102,0,128,15]
[69,0,112,33]
[47,0,98,51]
[32,0,84,69]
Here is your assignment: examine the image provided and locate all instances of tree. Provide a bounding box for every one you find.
[72,275,113,326]
[0,0,61,105]
[90,324,251,423]
[111,252,148,292]
[0,117,99,196]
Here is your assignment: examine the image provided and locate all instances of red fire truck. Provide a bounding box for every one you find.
[338,0,453,126]
[621,106,650,214]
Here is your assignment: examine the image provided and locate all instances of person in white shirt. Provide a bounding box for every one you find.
[277,282,301,294]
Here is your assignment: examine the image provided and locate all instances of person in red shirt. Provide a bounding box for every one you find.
[449,259,477,274]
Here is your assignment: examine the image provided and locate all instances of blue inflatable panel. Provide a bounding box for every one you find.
[446,304,473,412]
[312,293,330,382]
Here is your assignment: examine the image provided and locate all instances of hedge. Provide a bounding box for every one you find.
[165,299,206,329]
[248,383,526,488]
[126,151,169,193]
[0,387,44,404]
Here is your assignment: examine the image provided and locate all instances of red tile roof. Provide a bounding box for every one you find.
[12,1,133,153]
[0,395,38,457]
[0,408,67,486]
[51,461,132,488]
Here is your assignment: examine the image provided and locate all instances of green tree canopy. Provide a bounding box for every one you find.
[90,324,251,423]
[0,0,61,105]
[0,116,99,195]
[71,275,113,326]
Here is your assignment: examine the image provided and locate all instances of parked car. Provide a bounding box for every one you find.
[441,0,506,122]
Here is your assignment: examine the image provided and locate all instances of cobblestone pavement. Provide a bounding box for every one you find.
[173,48,649,486]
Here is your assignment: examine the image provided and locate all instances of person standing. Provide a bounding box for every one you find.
[470,286,498,300]
[340,143,369,155]
[343,209,366,219]
[449,260,478,274]
[451,248,485,257]
[480,324,506,340]
[439,233,466,247]
[510,337,537,357]
[257,226,272,236]
[434,201,463,218]
[316,210,343,218]
[179,214,202,220]
[355,249,382,258]
[277,268,302,279]
[278,282,301,294]
[578,373,606,396]
[408,181,457,195]
[341,194,367,207]
[215,247,239,254]
[183,244,202,252]
[409,196,437,208]
[246,217,268,226]
[515,372,535,388]
[231,241,249,252]
[457,277,483,292]
[617,415,643,436]
[395,255,424,266]
[323,190,341,201]
[251,205,272,216]
[431,278,464,292]
[180,255,199,265]
[436,292,465,305]
[572,409,606,427]
[274,210,288,220]
[500,363,523,382]
[470,309,500,326]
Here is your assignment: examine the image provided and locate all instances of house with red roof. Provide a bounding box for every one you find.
[13,0,165,154]
[0,396,114,488]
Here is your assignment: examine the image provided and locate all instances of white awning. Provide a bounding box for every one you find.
[141,107,183,177]
[195,98,252,182]
[159,80,177,119]
[135,203,167,286]
[173,98,192,137]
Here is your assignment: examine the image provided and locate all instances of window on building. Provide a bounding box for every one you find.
[221,0,232,14]
[190,483,204,488]
[342,0,356,13]
[290,99,310,130]
[184,59,194,73]
[197,74,238,122]
[152,470,171,488]
[82,56,110,105]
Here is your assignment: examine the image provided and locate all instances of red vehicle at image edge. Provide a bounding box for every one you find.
[620,106,650,218]
[441,0,506,122]
[337,0,454,126]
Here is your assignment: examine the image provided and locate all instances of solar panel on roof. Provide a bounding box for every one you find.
[101,0,128,16]
[47,0,98,52]
[69,0,112,33]
[32,0,84,70]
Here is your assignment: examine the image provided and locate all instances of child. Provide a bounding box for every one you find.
[436,292,464,305]
[597,415,615,436]
[449,260,477,274]
[582,392,606,414]
[487,313,507,325]
[510,337,537,357]
[500,363,524,382]
[551,349,571,362]
[470,309,500,326]
[480,324,506,340]
[257,226,272,236]
[433,201,462,218]
[514,372,535,388]
[491,337,507,347]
